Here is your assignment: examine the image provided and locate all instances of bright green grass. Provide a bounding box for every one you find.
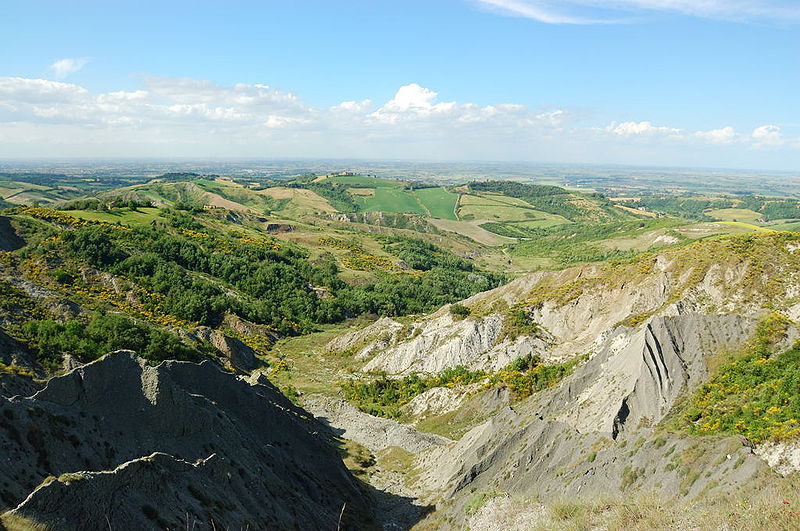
[66,207,164,227]
[708,208,763,223]
[504,216,571,229]
[413,187,459,220]
[358,188,426,215]
[768,220,800,232]
[714,221,773,232]
[0,181,50,192]
[327,175,403,188]
[458,193,570,226]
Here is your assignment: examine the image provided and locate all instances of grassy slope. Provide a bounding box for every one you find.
[413,187,459,220]
[67,207,165,227]
[359,187,427,215]
[708,208,763,222]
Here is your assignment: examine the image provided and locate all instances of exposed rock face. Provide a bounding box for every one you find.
[0,352,373,530]
[0,217,24,252]
[323,317,404,359]
[362,312,547,374]
[323,237,800,527]
[392,312,782,527]
[551,313,757,437]
[355,242,800,376]
[401,384,480,419]
[755,440,800,476]
[417,410,768,522]
[0,373,40,400]
[191,328,260,372]
[303,395,450,454]
[0,329,40,386]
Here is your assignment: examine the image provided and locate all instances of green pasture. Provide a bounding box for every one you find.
[67,207,164,227]
[708,208,762,223]
[358,188,426,215]
[414,187,459,220]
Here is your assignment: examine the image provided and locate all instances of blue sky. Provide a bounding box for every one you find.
[1,0,799,170]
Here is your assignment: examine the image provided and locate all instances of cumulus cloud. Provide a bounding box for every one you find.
[0,75,796,163]
[695,126,739,145]
[474,0,800,24]
[607,121,682,137]
[48,58,90,79]
[751,124,785,147]
[332,99,373,113]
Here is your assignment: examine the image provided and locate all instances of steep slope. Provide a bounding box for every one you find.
[321,232,800,527]
[355,232,800,375]
[0,351,374,530]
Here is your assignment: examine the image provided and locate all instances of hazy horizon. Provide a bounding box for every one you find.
[3,0,799,170]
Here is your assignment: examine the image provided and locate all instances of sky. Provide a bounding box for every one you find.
[1,0,799,170]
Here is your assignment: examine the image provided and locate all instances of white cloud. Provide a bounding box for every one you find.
[0,77,88,103]
[333,99,373,112]
[473,0,800,24]
[751,124,784,147]
[0,75,796,166]
[607,121,682,136]
[695,126,738,145]
[475,0,606,24]
[48,58,90,79]
[383,84,439,110]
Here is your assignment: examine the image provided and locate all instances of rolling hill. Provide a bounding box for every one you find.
[2,172,800,528]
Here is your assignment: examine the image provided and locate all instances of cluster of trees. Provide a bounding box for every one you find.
[56,223,504,335]
[468,181,624,221]
[63,198,153,211]
[469,180,567,198]
[380,236,476,272]
[486,218,681,265]
[633,195,800,221]
[635,197,732,220]
[21,312,201,370]
[342,354,581,418]
[738,196,800,220]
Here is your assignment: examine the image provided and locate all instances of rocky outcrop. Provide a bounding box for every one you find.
[363,312,548,374]
[0,329,39,382]
[354,239,800,376]
[0,217,24,252]
[191,328,260,372]
[324,317,404,359]
[0,373,40,400]
[755,440,800,476]
[551,313,758,437]
[303,395,450,454]
[401,384,479,419]
[0,351,374,529]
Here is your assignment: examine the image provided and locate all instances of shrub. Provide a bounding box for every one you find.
[449,303,471,319]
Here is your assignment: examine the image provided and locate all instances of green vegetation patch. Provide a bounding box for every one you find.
[20,311,203,370]
[341,354,584,419]
[496,218,685,265]
[358,187,426,215]
[66,207,164,227]
[413,187,459,220]
[469,181,633,222]
[676,313,800,443]
[341,366,488,418]
[708,208,763,223]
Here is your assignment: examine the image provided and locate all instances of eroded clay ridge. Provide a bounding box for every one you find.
[0,351,373,530]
